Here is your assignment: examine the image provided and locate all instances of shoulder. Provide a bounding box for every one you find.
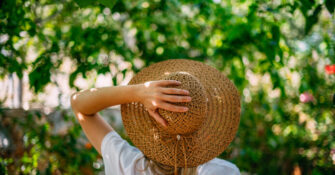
[101,131,143,158]
[198,158,240,175]
[101,131,146,175]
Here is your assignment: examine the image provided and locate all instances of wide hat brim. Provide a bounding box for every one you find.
[121,59,240,167]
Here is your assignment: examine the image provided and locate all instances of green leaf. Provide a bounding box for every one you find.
[69,70,79,88]
[305,4,321,35]
[98,0,117,9]
[28,56,52,93]
[298,0,315,17]
[271,25,280,45]
[112,76,117,86]
[325,0,335,14]
[74,0,96,8]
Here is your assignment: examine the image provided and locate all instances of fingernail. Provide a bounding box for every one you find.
[184,107,189,111]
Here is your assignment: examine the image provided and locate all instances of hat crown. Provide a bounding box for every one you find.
[121,59,241,167]
[157,72,208,135]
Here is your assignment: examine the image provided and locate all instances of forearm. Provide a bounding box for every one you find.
[71,85,142,115]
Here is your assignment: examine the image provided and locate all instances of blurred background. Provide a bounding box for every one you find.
[0,0,335,174]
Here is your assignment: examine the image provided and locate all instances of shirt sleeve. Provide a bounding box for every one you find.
[101,131,145,175]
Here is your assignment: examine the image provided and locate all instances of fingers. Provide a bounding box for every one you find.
[148,109,167,127]
[160,94,191,103]
[158,102,188,112]
[160,88,189,95]
[155,80,181,87]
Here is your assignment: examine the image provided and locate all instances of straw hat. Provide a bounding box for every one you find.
[121,59,240,168]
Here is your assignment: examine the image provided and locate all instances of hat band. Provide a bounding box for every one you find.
[160,133,213,174]
[161,134,188,175]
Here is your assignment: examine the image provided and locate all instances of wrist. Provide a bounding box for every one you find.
[130,84,144,103]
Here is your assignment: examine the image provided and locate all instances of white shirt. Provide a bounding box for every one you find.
[101,131,241,175]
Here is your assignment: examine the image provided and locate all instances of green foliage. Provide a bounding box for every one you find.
[0,109,102,174]
[74,0,117,9]
[1,0,335,174]
[1,0,334,92]
[29,56,53,93]
[325,0,335,14]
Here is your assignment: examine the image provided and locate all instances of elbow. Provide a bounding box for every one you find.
[70,92,79,111]
[70,92,95,116]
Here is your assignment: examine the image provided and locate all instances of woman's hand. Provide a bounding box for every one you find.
[136,80,191,127]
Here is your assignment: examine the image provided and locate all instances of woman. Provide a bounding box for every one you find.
[71,59,241,175]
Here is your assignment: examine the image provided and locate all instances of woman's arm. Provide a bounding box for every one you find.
[71,85,141,116]
[70,80,191,154]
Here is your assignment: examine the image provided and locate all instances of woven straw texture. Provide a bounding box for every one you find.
[121,59,240,167]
